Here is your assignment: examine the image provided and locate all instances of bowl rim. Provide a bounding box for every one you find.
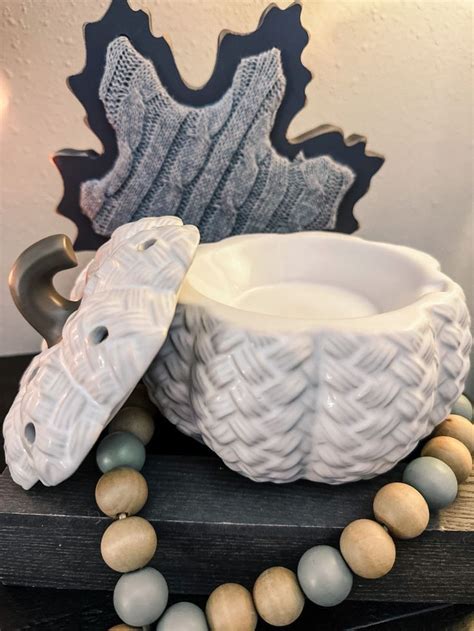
[179,231,461,333]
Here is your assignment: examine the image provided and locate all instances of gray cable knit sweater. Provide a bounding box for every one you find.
[81,36,355,241]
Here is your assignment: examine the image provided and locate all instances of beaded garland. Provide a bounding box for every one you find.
[96,392,473,630]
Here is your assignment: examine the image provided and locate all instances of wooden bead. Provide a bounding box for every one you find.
[125,382,157,414]
[109,625,139,630]
[157,602,208,631]
[253,566,304,626]
[433,415,473,453]
[421,436,472,482]
[96,431,146,473]
[95,467,148,518]
[101,516,157,573]
[373,482,429,539]
[451,394,473,420]
[403,456,458,510]
[297,545,353,606]
[206,583,257,631]
[108,406,155,445]
[340,519,396,579]
[113,567,168,626]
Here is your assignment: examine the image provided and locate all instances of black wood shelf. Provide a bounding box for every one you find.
[0,455,472,601]
[2,585,473,631]
[0,355,473,605]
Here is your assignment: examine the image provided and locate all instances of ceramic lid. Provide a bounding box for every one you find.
[3,217,200,489]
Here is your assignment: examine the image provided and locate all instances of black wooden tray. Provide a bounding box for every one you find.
[0,356,473,604]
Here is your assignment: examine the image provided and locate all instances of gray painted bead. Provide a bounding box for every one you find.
[156,602,208,631]
[403,456,458,510]
[297,545,353,607]
[96,431,146,473]
[452,394,473,421]
[114,567,168,627]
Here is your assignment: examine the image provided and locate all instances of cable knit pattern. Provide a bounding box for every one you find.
[80,36,355,240]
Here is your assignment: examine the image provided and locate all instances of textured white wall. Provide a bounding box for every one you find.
[0,0,472,392]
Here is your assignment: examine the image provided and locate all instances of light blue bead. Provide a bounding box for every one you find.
[157,602,208,631]
[114,567,168,627]
[96,431,146,473]
[297,545,353,607]
[403,456,458,510]
[452,394,473,421]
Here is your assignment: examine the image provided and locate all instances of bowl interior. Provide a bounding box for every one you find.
[185,233,445,320]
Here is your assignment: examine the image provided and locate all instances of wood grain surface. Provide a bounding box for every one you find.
[0,355,473,603]
[0,455,472,602]
[1,585,472,631]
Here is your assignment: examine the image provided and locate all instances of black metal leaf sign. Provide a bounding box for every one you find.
[53,0,384,251]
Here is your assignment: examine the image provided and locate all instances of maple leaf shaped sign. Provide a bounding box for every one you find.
[53,0,384,250]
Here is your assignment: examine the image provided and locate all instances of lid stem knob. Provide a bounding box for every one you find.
[8,234,81,347]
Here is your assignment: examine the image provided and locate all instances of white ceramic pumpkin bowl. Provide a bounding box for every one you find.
[144,232,471,484]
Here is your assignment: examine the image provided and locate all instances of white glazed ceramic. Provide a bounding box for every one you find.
[145,232,471,484]
[3,217,199,489]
